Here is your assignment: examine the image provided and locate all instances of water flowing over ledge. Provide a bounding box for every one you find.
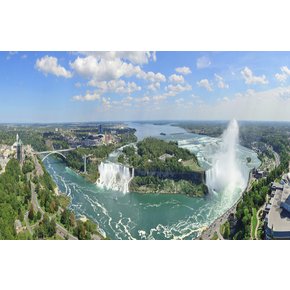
[43,121,260,240]
[97,161,134,194]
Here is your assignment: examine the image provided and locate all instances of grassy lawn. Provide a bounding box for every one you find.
[251,208,257,239]
[182,159,203,172]
[211,232,219,240]
[220,223,225,236]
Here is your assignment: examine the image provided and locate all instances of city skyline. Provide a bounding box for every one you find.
[1,51,290,123]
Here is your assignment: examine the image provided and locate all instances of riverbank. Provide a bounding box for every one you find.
[38,158,107,240]
[199,170,254,240]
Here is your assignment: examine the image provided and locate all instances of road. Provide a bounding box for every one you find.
[273,151,280,168]
[23,212,33,236]
[55,223,78,240]
[35,148,76,154]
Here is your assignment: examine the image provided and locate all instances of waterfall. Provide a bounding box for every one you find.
[97,161,134,194]
[206,119,246,195]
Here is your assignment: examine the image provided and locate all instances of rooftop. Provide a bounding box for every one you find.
[267,184,290,233]
[158,153,174,161]
[281,184,290,204]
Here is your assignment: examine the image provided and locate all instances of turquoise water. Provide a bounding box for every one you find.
[43,123,260,239]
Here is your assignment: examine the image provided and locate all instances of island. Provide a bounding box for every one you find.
[118,137,208,197]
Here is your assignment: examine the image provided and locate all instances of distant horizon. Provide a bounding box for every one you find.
[1,119,290,126]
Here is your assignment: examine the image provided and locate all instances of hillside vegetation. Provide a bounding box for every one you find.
[119,138,206,196]
[119,137,202,173]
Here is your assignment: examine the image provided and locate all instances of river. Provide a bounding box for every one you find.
[43,122,260,240]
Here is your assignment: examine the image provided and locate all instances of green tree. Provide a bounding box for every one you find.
[28,205,34,221]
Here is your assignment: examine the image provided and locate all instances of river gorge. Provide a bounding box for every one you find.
[43,122,260,239]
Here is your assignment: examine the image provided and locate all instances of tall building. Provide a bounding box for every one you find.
[12,134,23,162]
[99,124,103,134]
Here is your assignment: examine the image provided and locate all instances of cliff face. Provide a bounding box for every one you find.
[134,168,205,184]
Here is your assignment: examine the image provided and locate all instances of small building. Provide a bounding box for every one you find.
[99,124,103,134]
[263,203,272,219]
[253,168,266,179]
[270,190,276,198]
[158,154,174,161]
[271,182,284,191]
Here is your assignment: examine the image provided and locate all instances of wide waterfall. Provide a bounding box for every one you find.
[97,161,134,194]
[206,119,246,196]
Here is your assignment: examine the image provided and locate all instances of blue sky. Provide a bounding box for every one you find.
[1,51,290,122]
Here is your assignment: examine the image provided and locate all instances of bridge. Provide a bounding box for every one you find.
[35,148,76,161]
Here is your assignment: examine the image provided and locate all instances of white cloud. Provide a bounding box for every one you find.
[196,56,211,69]
[148,82,160,91]
[275,72,288,82]
[175,66,191,75]
[35,55,72,78]
[88,79,141,94]
[241,66,268,85]
[74,82,82,88]
[72,91,100,101]
[6,51,18,60]
[117,51,154,64]
[275,66,290,83]
[165,83,192,96]
[102,97,111,109]
[137,71,166,82]
[197,79,213,91]
[281,66,290,75]
[191,86,290,121]
[214,74,229,89]
[122,96,133,106]
[80,51,155,65]
[71,54,164,86]
[169,74,184,84]
[136,96,150,103]
[111,96,134,107]
[70,55,140,82]
[152,95,167,102]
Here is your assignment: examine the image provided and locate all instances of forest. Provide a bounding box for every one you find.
[119,137,201,173]
[0,159,31,239]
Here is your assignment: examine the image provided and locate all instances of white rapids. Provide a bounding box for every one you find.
[97,161,134,194]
